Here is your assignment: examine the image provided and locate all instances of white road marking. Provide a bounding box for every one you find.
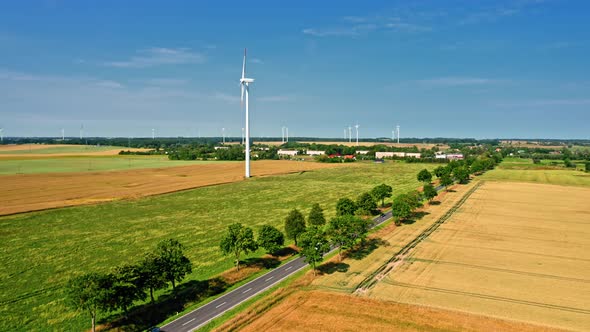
[215,302,226,308]
[265,276,274,282]
[182,318,195,326]
[243,287,252,293]
[285,266,293,271]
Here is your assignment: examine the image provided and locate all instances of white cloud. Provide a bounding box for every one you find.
[303,15,429,38]
[250,58,264,64]
[213,92,239,104]
[103,47,206,68]
[417,77,498,86]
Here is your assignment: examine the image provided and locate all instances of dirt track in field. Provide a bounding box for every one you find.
[0,160,343,216]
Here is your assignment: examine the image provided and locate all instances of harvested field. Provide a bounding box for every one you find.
[368,181,590,331]
[0,160,342,215]
[481,168,590,187]
[236,290,561,332]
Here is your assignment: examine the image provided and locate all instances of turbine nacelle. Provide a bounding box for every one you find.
[240,78,255,84]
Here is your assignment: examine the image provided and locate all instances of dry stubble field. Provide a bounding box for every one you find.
[0,160,343,215]
[368,181,590,331]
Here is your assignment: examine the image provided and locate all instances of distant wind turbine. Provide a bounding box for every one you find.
[348,126,352,143]
[222,127,225,144]
[355,124,359,146]
[240,48,255,178]
[396,124,400,144]
[0,127,3,143]
[152,128,155,140]
[61,128,65,141]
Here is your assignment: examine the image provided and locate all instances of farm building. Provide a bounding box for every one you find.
[214,146,229,150]
[278,149,298,156]
[447,153,464,160]
[306,150,325,156]
[375,151,421,159]
[356,150,370,155]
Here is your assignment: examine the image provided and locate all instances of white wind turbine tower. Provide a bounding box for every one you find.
[240,48,255,178]
[80,124,84,140]
[222,127,225,144]
[281,126,286,143]
[355,124,359,146]
[396,124,400,144]
[392,129,395,141]
[0,127,3,143]
[348,126,352,143]
[152,128,155,140]
[344,128,347,141]
[61,128,65,141]
[286,127,289,143]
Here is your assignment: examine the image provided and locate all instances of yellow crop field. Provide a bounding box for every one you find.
[368,181,590,331]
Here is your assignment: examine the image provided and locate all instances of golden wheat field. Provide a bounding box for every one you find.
[0,160,343,215]
[368,181,590,331]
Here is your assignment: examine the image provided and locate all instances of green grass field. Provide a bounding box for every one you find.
[0,161,433,331]
[0,145,125,154]
[481,158,590,187]
[0,156,221,175]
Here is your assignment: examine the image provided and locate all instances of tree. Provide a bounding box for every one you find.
[433,166,448,178]
[307,203,326,227]
[110,265,145,316]
[327,216,357,261]
[586,161,590,172]
[453,166,470,184]
[220,223,258,271]
[336,197,357,216]
[257,224,284,255]
[66,272,114,332]
[155,239,192,290]
[136,253,167,303]
[371,184,393,207]
[470,159,486,174]
[423,183,438,203]
[391,196,412,225]
[298,227,330,276]
[356,192,377,215]
[440,173,453,190]
[284,209,306,245]
[417,169,432,183]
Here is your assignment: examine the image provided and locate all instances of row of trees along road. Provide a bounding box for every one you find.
[67,239,192,332]
[219,223,285,270]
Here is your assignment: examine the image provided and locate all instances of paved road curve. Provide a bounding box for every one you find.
[161,210,394,332]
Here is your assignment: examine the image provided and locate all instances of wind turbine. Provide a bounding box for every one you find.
[222,127,225,144]
[286,127,289,143]
[355,124,359,146]
[281,126,285,143]
[0,127,3,143]
[396,124,400,144]
[61,128,65,141]
[240,48,255,178]
[348,126,352,143]
[80,124,84,140]
[152,128,155,140]
[344,128,347,141]
[392,129,395,141]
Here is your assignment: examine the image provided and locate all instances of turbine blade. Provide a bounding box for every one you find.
[242,48,246,79]
[241,84,244,107]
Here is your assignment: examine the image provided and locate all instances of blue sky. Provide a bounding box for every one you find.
[0,0,588,139]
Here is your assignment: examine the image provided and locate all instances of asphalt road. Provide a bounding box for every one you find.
[161,211,394,332]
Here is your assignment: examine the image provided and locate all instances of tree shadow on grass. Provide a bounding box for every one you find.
[317,262,350,275]
[429,200,441,205]
[402,211,430,225]
[345,238,390,260]
[273,246,298,257]
[242,256,281,269]
[107,277,228,331]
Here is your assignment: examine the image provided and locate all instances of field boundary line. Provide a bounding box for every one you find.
[354,181,483,293]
